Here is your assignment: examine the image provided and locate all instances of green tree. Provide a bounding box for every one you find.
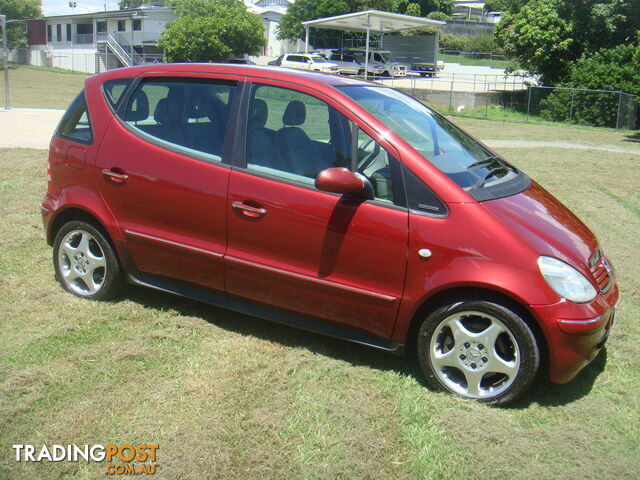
[276,0,349,44]
[495,0,640,83]
[394,0,454,16]
[494,0,573,83]
[405,2,421,16]
[0,0,42,48]
[483,0,528,13]
[158,0,265,62]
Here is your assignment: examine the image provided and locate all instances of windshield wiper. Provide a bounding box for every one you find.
[467,155,503,170]
[470,166,510,190]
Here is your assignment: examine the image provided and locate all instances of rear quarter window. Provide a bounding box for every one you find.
[103,78,133,110]
[57,91,93,144]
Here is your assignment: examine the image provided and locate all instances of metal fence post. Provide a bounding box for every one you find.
[1,15,9,110]
[526,86,532,123]
[449,73,454,112]
[615,91,623,130]
[569,91,575,123]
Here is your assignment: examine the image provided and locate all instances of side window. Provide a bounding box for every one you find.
[122,79,236,162]
[246,85,350,185]
[103,78,133,110]
[58,91,93,144]
[354,126,404,206]
[245,84,404,207]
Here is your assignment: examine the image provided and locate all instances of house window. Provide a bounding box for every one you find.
[47,25,52,42]
[117,20,126,32]
[96,21,106,33]
[133,19,142,31]
[56,24,62,42]
[66,24,72,42]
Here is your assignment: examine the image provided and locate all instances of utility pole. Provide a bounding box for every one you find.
[1,14,8,110]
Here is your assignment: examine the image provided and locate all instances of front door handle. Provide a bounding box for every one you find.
[102,168,129,184]
[232,201,267,218]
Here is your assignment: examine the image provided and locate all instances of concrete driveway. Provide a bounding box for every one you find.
[0,108,64,149]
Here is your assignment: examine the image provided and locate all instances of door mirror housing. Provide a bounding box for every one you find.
[315,167,373,199]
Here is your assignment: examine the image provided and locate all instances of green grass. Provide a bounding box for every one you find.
[1,126,640,479]
[0,64,89,109]
[448,116,640,149]
[439,53,516,70]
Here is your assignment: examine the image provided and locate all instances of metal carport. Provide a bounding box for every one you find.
[302,10,445,79]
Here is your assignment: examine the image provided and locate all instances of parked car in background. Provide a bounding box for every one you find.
[345,49,409,77]
[328,50,383,76]
[277,53,339,73]
[43,64,618,406]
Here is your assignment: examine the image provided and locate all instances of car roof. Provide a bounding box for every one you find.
[93,63,367,88]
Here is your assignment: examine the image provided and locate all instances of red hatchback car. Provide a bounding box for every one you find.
[42,64,619,405]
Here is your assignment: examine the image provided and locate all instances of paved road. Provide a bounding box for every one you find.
[1,108,639,156]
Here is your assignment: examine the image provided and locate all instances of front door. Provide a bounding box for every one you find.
[225,82,408,339]
[96,76,239,291]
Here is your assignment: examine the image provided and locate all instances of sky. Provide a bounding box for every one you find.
[41,0,120,16]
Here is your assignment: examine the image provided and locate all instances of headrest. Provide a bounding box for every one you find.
[282,100,305,126]
[251,99,268,129]
[154,98,182,125]
[185,90,212,120]
[127,90,149,122]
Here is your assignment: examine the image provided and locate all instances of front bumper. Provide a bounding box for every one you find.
[531,281,619,384]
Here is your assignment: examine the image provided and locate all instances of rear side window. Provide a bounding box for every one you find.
[122,78,237,162]
[57,91,93,144]
[103,78,133,110]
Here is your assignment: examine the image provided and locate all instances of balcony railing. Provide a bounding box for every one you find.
[73,34,94,45]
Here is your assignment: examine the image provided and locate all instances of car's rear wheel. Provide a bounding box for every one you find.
[417,298,539,406]
[53,221,123,300]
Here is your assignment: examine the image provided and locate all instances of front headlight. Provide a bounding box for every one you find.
[537,256,597,303]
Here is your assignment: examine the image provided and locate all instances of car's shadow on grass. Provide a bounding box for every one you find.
[623,132,640,143]
[124,285,607,408]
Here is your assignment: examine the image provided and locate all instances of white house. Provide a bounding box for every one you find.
[25,1,298,74]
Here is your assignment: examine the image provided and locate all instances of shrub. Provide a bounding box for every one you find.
[540,44,640,128]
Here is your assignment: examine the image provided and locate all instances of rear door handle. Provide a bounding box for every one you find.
[232,201,267,217]
[102,168,129,184]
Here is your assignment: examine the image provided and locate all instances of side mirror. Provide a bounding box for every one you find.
[315,167,373,199]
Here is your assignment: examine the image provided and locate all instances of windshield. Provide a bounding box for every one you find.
[309,55,325,63]
[337,85,527,196]
[378,52,392,63]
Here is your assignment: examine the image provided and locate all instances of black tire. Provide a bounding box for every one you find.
[53,220,123,300]
[417,298,539,406]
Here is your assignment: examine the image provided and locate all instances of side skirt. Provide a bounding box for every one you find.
[126,271,405,355]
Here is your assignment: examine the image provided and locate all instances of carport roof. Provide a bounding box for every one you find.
[301,10,445,33]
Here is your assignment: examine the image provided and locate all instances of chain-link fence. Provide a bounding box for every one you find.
[381,76,638,130]
[5,47,164,75]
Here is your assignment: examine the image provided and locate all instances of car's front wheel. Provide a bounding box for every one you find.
[53,221,123,300]
[417,298,540,406]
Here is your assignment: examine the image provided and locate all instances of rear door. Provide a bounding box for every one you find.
[95,75,241,291]
[225,81,409,339]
